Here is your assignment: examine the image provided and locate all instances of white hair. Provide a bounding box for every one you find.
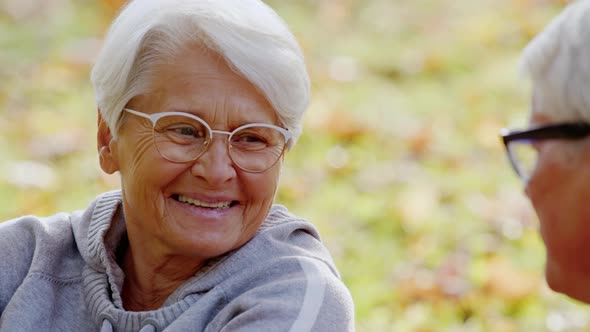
[90,0,310,147]
[520,0,590,122]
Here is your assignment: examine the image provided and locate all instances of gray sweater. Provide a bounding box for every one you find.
[0,190,354,331]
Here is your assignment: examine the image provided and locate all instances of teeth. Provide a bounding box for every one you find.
[178,195,232,209]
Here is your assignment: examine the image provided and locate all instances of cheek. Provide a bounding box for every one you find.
[241,168,280,222]
[525,152,566,233]
[126,135,157,175]
[527,146,575,202]
[119,134,188,205]
[245,162,280,196]
[527,149,590,249]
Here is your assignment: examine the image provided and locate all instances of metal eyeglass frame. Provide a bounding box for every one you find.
[123,108,293,173]
[500,122,590,180]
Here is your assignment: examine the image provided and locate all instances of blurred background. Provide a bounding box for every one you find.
[0,0,584,331]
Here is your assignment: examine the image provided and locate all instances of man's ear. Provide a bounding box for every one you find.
[97,109,119,174]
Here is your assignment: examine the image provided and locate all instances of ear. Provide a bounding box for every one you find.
[97,109,119,174]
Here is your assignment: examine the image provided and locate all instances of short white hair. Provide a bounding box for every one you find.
[91,0,310,147]
[520,0,590,122]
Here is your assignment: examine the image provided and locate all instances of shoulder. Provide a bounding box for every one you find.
[253,205,341,276]
[258,205,324,251]
[206,206,354,331]
[0,212,74,259]
[252,205,343,279]
[294,259,355,332]
[0,213,81,273]
[0,212,81,310]
[211,255,354,332]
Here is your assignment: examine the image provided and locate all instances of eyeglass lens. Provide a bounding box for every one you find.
[152,114,286,172]
[507,140,538,180]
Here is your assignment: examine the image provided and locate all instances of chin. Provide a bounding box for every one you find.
[175,231,245,256]
[545,261,590,304]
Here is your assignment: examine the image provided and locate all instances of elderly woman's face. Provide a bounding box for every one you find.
[525,92,590,300]
[104,45,282,261]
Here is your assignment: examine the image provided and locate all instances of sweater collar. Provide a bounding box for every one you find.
[78,190,226,330]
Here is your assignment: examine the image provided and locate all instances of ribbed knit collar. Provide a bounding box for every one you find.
[77,191,301,330]
[80,190,225,331]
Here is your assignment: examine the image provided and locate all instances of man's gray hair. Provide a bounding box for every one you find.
[520,0,590,121]
[91,0,310,147]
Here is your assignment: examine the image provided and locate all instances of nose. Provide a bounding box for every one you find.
[190,135,236,185]
[524,179,531,197]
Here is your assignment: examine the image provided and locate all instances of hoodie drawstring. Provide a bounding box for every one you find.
[139,323,157,332]
[100,319,114,332]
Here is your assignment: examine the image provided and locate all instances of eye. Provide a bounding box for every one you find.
[170,126,206,138]
[235,134,265,143]
[231,131,270,150]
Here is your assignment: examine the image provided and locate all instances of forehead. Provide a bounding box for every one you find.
[137,44,278,125]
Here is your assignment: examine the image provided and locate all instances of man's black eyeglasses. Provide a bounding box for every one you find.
[500,122,590,181]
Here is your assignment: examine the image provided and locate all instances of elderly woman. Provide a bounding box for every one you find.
[0,0,354,331]
[501,1,590,304]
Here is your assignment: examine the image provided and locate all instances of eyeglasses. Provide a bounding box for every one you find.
[500,122,590,181]
[123,108,292,173]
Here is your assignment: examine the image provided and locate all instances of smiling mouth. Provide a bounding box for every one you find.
[172,194,238,209]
